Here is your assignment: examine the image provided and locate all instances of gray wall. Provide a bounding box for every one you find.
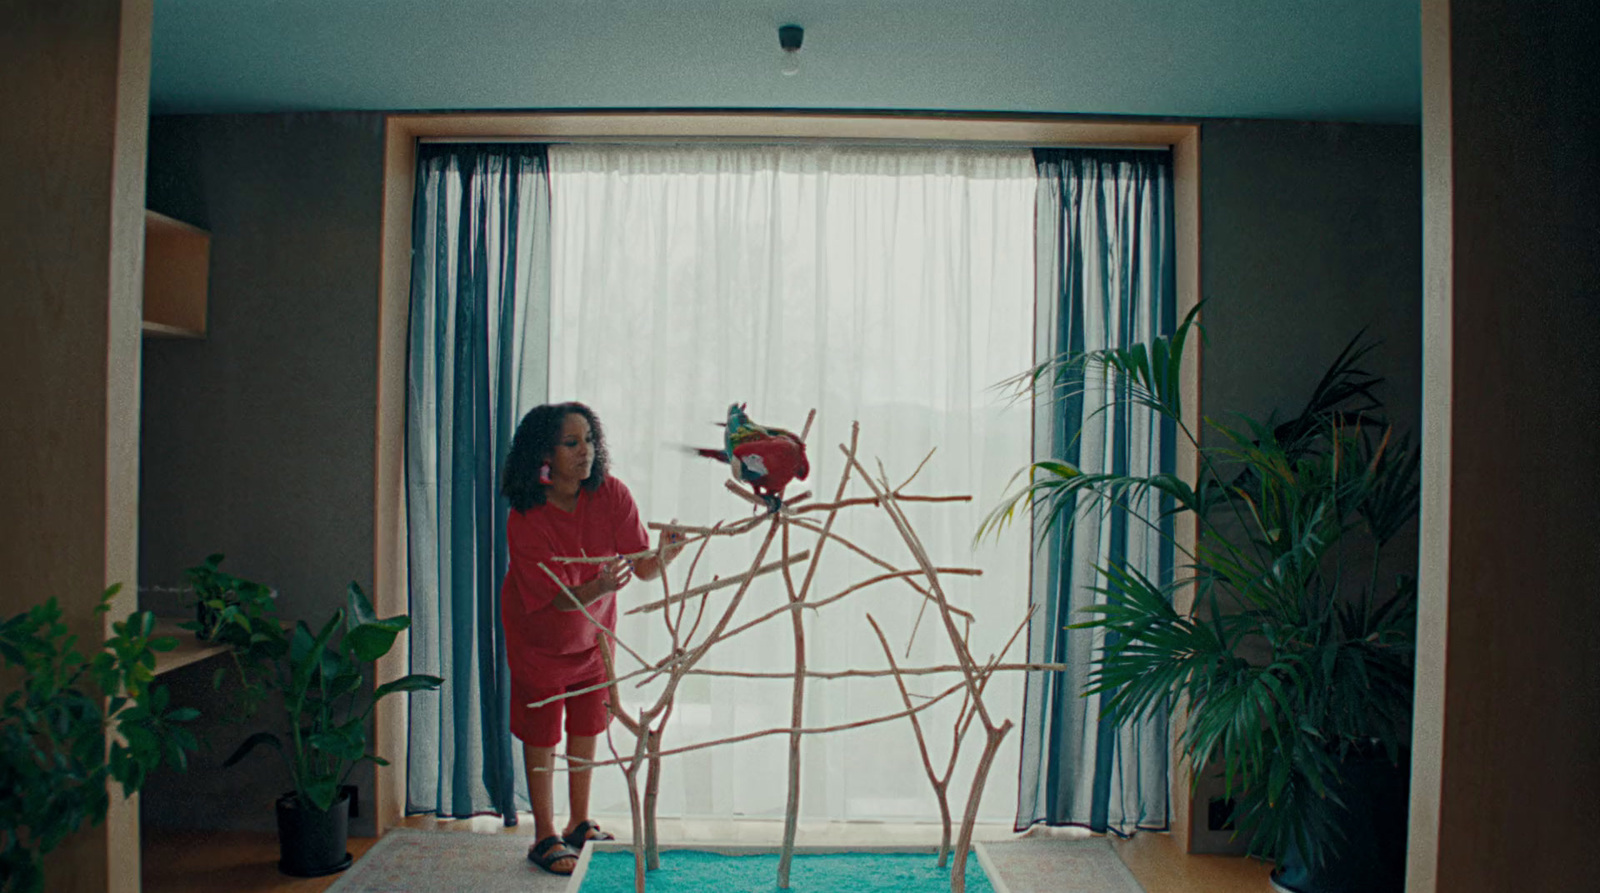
[1199,119,1422,439]
[135,112,1422,833]
[139,112,386,834]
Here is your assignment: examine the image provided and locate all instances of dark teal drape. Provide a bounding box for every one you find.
[1017,148,1176,835]
[405,144,550,821]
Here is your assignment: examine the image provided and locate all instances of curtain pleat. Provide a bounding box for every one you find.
[406,143,550,820]
[1017,148,1176,835]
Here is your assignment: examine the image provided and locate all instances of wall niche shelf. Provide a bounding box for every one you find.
[150,617,228,676]
[142,209,209,338]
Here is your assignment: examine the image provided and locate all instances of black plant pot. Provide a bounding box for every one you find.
[1269,751,1410,893]
[275,790,353,877]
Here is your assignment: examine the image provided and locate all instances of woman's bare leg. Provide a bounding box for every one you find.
[564,734,599,837]
[524,742,577,871]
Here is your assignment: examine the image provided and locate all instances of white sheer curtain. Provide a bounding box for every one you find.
[546,144,1034,824]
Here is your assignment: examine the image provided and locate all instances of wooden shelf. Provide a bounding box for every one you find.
[143,209,209,337]
[140,319,203,339]
[152,617,228,676]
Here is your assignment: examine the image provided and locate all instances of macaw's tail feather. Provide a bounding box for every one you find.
[679,444,729,463]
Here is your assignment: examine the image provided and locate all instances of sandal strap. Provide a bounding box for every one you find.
[529,835,578,864]
[564,819,615,847]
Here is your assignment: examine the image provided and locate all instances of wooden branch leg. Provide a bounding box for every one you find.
[644,727,662,871]
[622,712,655,893]
[623,762,646,893]
[950,720,1013,893]
[936,781,952,868]
[778,519,806,889]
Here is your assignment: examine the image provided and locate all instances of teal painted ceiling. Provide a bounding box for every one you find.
[150,0,1421,123]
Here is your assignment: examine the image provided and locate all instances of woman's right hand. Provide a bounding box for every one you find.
[593,557,634,596]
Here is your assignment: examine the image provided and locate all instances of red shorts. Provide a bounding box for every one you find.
[510,672,612,747]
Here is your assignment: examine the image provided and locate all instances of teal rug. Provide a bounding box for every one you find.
[578,849,993,893]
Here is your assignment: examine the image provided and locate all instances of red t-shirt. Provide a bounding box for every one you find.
[501,476,651,686]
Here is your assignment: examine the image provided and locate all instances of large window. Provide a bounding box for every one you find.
[546,144,1036,822]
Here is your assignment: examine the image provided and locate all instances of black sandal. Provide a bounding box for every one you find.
[527,835,579,875]
[563,819,615,850]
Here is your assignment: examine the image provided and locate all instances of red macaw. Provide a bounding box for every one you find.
[692,403,810,511]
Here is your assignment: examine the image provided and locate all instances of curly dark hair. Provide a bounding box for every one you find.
[502,402,610,512]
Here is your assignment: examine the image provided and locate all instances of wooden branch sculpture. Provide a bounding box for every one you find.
[524,416,1069,893]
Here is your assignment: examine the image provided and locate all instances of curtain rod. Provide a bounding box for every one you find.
[416,135,1170,151]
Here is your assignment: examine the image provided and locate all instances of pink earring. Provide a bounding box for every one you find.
[539,462,552,484]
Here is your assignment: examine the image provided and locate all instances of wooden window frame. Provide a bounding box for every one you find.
[372,111,1201,841]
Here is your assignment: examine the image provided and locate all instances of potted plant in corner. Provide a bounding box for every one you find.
[1,587,202,893]
[223,582,442,877]
[981,310,1419,893]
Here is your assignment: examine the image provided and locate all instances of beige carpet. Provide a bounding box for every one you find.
[976,839,1146,893]
[325,828,1145,893]
[325,828,568,893]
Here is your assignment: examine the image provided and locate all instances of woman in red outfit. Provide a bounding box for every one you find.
[500,402,681,875]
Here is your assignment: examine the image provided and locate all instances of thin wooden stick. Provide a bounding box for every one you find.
[626,550,812,615]
[656,527,682,650]
[672,520,721,651]
[596,617,642,739]
[896,446,938,493]
[846,449,992,729]
[617,519,783,885]
[791,493,971,514]
[867,613,952,864]
[799,408,817,443]
[538,564,654,672]
[634,564,980,690]
[567,677,971,771]
[646,518,782,727]
[551,548,660,564]
[786,517,977,622]
[529,656,1069,714]
[795,422,858,605]
[725,478,766,507]
[660,662,1071,681]
[648,516,767,537]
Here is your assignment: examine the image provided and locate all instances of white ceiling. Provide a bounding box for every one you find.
[150,0,1421,124]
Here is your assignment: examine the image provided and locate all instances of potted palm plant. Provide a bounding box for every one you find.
[981,310,1419,893]
[0,587,201,893]
[223,582,442,877]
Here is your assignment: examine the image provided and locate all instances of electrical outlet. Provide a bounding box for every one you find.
[342,784,359,819]
[1207,796,1236,831]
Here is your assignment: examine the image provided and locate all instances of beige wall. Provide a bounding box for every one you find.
[0,2,150,891]
[1411,1,1600,890]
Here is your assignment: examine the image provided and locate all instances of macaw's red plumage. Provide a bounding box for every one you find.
[691,403,810,511]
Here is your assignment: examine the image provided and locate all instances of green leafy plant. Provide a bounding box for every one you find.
[0,587,201,893]
[223,583,442,813]
[980,308,1419,870]
[182,552,277,643]
[181,554,286,721]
